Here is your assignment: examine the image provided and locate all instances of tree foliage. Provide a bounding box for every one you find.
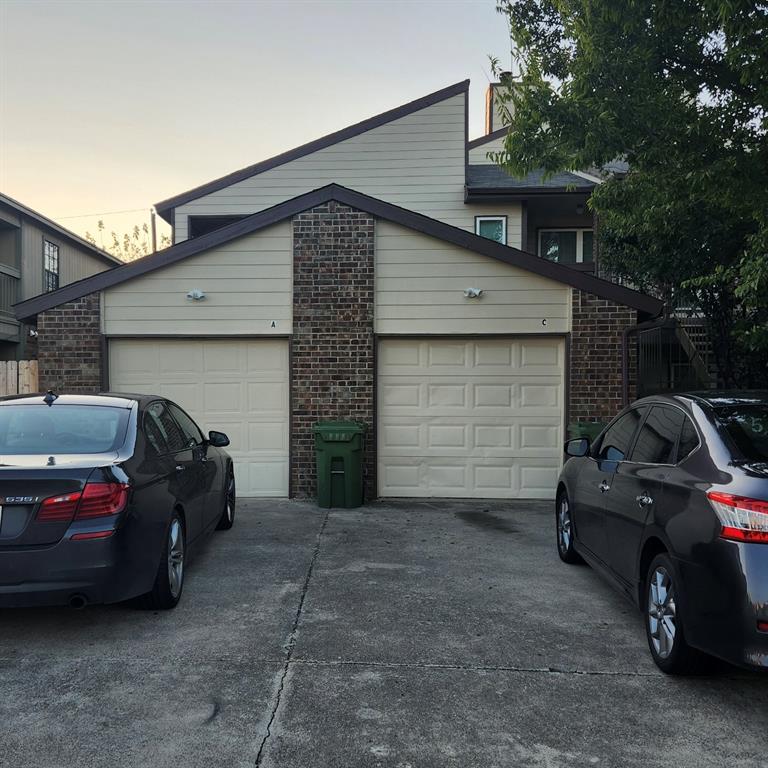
[493,0,768,386]
[85,220,170,262]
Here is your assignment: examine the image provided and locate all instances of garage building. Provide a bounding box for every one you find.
[15,185,660,500]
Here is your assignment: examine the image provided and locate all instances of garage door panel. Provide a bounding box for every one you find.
[378,338,563,499]
[110,339,288,497]
[520,341,560,367]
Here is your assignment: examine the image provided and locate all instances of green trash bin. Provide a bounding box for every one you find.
[567,421,607,442]
[314,421,366,508]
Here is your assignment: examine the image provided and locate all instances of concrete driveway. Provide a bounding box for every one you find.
[1,499,766,768]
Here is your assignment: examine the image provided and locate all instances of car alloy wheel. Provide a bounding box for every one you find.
[217,468,236,531]
[167,517,185,599]
[558,498,572,552]
[643,553,706,674]
[647,565,676,659]
[556,492,581,564]
[226,473,235,523]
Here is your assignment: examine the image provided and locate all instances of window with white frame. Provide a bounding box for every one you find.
[475,216,507,244]
[43,239,59,292]
[539,229,593,264]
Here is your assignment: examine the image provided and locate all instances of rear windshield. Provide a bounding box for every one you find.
[715,405,768,463]
[0,405,130,455]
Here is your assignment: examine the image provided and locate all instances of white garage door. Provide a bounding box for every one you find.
[378,338,564,499]
[109,339,289,497]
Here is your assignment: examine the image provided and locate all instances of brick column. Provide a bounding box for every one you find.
[570,290,637,427]
[36,292,102,394]
[291,201,375,499]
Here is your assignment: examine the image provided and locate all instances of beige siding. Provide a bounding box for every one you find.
[375,221,570,335]
[174,94,479,241]
[20,221,113,301]
[102,222,291,336]
[468,136,506,165]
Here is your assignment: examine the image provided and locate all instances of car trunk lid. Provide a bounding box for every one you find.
[0,466,98,547]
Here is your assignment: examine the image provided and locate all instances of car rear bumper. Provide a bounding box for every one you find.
[0,528,157,608]
[676,541,768,670]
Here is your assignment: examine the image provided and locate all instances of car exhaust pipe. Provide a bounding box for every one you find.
[68,594,88,610]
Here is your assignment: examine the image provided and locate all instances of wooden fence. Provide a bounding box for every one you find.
[0,360,39,396]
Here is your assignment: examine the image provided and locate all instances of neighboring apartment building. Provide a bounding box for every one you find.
[15,79,663,501]
[0,194,121,359]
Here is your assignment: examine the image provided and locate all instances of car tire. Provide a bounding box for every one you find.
[556,491,582,564]
[141,510,185,610]
[216,467,236,531]
[644,553,705,674]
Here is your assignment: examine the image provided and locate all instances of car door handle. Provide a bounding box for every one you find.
[636,493,653,507]
[599,481,611,493]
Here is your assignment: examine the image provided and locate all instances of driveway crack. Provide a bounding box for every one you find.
[254,508,330,767]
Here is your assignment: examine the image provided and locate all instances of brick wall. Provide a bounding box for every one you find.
[291,202,375,499]
[37,293,102,393]
[570,290,637,426]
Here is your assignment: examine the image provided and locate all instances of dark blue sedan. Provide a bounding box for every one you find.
[557,391,768,673]
[0,392,235,609]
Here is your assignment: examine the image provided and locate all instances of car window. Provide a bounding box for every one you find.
[630,406,684,464]
[145,401,187,454]
[597,408,645,463]
[714,405,768,463]
[0,405,129,455]
[143,408,169,455]
[677,417,699,462]
[168,404,204,448]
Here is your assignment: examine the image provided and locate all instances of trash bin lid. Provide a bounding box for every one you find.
[313,420,366,441]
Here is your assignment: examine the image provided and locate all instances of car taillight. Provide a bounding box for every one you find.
[38,492,82,522]
[37,482,129,522]
[707,492,768,544]
[75,482,130,519]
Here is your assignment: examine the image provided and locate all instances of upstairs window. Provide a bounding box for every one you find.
[475,216,506,244]
[188,215,247,239]
[539,229,593,264]
[43,239,59,292]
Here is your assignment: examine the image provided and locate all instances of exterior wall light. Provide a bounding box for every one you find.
[186,289,206,301]
[463,287,483,299]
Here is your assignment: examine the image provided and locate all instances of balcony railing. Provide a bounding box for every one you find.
[0,266,20,317]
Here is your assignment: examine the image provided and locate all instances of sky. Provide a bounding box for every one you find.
[0,0,511,248]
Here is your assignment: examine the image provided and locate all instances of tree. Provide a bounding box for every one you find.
[85,220,171,262]
[493,0,768,386]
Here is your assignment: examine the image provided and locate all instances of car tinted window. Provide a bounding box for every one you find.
[631,406,684,464]
[597,408,645,463]
[677,417,699,462]
[168,404,203,447]
[143,410,169,455]
[0,405,129,454]
[715,405,768,463]
[145,401,187,454]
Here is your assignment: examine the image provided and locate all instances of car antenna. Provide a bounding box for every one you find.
[43,390,58,407]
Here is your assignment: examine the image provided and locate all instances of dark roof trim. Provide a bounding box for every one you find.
[0,193,122,267]
[465,187,594,200]
[154,80,471,224]
[16,183,663,321]
[467,127,508,151]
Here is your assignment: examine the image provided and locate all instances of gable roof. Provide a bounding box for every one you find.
[467,127,508,151]
[16,184,662,322]
[0,193,123,267]
[154,80,471,224]
[466,165,595,197]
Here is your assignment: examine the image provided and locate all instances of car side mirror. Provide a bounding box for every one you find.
[208,430,230,448]
[565,437,590,457]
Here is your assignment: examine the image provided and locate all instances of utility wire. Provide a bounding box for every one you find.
[55,207,151,219]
